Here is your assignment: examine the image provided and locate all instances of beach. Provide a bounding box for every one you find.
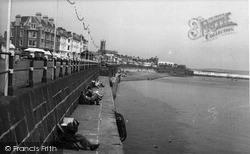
[121,71,171,81]
[116,71,250,153]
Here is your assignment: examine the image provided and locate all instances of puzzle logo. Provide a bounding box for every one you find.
[188,12,237,41]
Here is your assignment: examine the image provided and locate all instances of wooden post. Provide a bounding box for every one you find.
[71,59,73,74]
[65,59,68,76]
[8,51,14,95]
[28,53,34,87]
[73,60,75,73]
[77,59,79,72]
[59,58,63,77]
[4,0,12,96]
[42,56,47,83]
[53,58,56,80]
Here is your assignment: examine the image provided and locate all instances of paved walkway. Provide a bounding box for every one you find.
[62,76,123,154]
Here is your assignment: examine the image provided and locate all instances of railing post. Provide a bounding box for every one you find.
[78,59,80,72]
[77,59,79,72]
[65,59,68,76]
[83,60,84,70]
[53,58,56,80]
[71,59,73,74]
[28,53,34,87]
[41,56,47,83]
[75,59,77,72]
[75,59,78,73]
[73,60,76,73]
[79,59,82,71]
[59,58,63,77]
[8,51,14,96]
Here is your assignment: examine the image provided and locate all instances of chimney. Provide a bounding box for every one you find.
[36,12,42,22]
[15,14,21,26]
[49,18,54,25]
[67,31,72,37]
[43,15,49,23]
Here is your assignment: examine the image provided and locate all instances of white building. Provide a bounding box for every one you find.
[158,61,175,66]
[57,27,69,59]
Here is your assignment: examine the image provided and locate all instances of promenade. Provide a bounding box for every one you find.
[62,76,123,154]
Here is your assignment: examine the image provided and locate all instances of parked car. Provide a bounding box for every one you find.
[44,51,53,60]
[21,48,45,60]
[51,52,61,61]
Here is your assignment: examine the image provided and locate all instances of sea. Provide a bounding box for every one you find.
[115,76,250,154]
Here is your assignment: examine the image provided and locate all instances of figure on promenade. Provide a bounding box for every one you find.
[55,119,99,151]
[86,86,103,99]
[91,79,105,88]
[78,91,101,105]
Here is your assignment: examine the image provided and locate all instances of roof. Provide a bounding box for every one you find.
[57,27,69,38]
[41,19,47,26]
[73,33,81,41]
[21,16,29,22]
[158,61,175,65]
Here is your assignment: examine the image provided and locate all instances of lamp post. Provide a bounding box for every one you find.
[4,0,12,96]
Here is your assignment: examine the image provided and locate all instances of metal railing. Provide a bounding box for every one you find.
[0,51,99,96]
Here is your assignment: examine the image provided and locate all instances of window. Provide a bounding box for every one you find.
[28,40,36,46]
[67,45,70,50]
[19,39,23,46]
[45,34,49,40]
[30,24,36,29]
[68,39,70,43]
[32,32,37,38]
[11,30,13,37]
[40,40,44,47]
[28,31,37,38]
[20,23,23,28]
[20,30,23,37]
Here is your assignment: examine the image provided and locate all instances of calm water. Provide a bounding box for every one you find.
[115,76,250,154]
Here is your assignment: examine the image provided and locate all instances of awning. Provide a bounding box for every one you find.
[44,51,52,55]
[24,48,46,53]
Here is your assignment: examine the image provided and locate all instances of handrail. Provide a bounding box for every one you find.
[0,51,100,96]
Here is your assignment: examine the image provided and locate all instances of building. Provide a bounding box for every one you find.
[79,35,88,56]
[8,12,88,60]
[10,12,57,52]
[72,33,81,59]
[57,27,69,59]
[98,40,118,55]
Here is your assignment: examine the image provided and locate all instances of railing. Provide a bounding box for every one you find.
[0,51,99,96]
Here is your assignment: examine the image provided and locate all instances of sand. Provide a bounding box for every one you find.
[120,71,170,81]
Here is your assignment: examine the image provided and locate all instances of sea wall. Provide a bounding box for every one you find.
[119,67,156,73]
[0,67,99,151]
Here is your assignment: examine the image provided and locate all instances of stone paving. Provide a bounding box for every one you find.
[62,76,123,154]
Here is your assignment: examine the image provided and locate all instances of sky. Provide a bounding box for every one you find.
[0,0,249,71]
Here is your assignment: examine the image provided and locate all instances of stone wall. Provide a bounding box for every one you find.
[0,67,99,152]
